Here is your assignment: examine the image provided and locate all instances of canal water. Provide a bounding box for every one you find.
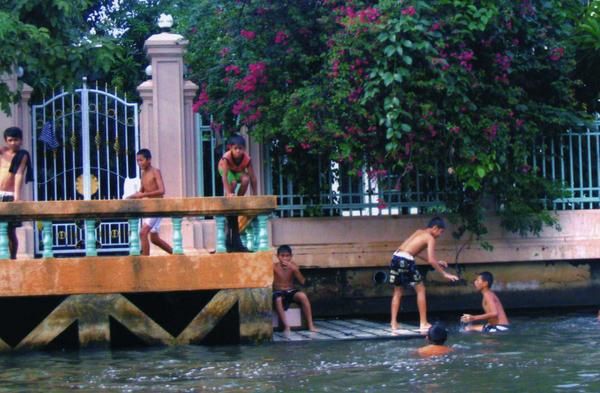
[0,311,598,392]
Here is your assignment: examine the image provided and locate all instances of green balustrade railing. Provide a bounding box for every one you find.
[0,197,277,259]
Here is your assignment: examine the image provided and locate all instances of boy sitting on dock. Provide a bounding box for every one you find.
[218,134,257,252]
[417,322,453,357]
[127,148,173,256]
[273,245,317,334]
[390,217,459,331]
[0,126,32,259]
[461,271,510,332]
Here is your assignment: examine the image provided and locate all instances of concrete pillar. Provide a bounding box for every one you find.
[137,32,198,198]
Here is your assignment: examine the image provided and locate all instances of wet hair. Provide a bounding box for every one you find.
[277,245,292,255]
[137,148,152,159]
[479,271,494,288]
[4,126,23,140]
[427,323,448,345]
[228,134,246,148]
[427,216,446,229]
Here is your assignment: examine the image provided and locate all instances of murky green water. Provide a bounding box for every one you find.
[0,312,598,392]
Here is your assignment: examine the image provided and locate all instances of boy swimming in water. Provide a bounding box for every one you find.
[273,245,317,334]
[389,217,459,331]
[417,322,453,357]
[461,271,510,332]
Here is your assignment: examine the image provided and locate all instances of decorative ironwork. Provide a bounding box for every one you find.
[32,80,140,256]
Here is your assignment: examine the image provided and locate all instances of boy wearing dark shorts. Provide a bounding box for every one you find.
[273,245,317,334]
[389,217,458,331]
[461,271,510,332]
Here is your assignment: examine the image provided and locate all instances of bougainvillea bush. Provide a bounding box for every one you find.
[177,0,587,240]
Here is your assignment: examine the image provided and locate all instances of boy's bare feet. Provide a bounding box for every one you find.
[283,327,291,335]
[391,322,399,331]
[308,325,318,332]
[419,322,432,331]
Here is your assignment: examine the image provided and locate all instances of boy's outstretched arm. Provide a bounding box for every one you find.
[426,236,458,281]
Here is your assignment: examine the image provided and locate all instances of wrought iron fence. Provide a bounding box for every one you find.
[194,113,600,217]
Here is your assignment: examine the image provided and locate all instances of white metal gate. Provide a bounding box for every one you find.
[32,79,139,256]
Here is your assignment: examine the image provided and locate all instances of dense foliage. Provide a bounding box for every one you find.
[0,0,170,112]
[177,0,589,239]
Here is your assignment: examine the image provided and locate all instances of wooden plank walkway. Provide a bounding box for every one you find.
[273,319,425,342]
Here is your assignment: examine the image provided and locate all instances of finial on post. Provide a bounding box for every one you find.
[157,14,174,32]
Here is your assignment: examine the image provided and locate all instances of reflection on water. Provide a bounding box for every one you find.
[0,312,599,392]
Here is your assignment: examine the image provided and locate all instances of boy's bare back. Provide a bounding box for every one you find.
[397,229,433,257]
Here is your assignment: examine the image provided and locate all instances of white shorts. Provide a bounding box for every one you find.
[142,217,162,233]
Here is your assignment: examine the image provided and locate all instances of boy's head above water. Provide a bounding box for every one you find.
[427,323,448,345]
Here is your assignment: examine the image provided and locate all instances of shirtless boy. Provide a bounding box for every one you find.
[0,127,32,259]
[127,148,172,256]
[461,271,510,332]
[417,322,453,357]
[273,245,317,334]
[390,217,459,331]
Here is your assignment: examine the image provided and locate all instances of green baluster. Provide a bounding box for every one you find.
[244,224,254,251]
[215,216,226,253]
[85,219,97,257]
[42,220,53,258]
[128,218,140,256]
[257,214,270,251]
[0,222,9,259]
[172,217,183,255]
[252,219,259,252]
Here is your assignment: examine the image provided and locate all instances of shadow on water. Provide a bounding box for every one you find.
[0,309,598,392]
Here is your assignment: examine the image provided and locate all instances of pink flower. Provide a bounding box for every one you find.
[225,64,241,75]
[285,145,294,154]
[377,198,387,210]
[192,88,209,112]
[450,126,460,134]
[235,62,268,93]
[401,6,416,16]
[219,47,230,57]
[430,22,441,31]
[348,87,363,102]
[274,31,288,45]
[516,119,525,128]
[240,30,256,40]
[357,7,380,23]
[485,124,498,141]
[300,142,311,150]
[495,53,512,72]
[549,47,564,61]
